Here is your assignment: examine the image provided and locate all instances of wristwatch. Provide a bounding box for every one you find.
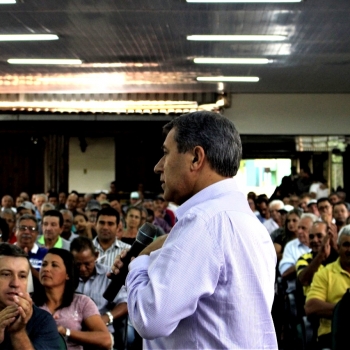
[106,311,114,326]
[65,328,71,338]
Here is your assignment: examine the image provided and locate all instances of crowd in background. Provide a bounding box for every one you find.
[1,169,349,349]
[248,166,350,350]
[0,181,177,350]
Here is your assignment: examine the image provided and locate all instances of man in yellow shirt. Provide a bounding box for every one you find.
[296,221,338,296]
[305,224,350,349]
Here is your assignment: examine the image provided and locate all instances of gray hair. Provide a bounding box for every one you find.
[301,213,319,223]
[60,209,73,220]
[337,224,350,245]
[0,208,16,220]
[41,202,55,211]
[163,111,242,177]
[268,200,284,210]
[16,214,38,229]
[36,193,48,201]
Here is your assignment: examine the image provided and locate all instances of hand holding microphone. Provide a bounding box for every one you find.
[103,222,167,302]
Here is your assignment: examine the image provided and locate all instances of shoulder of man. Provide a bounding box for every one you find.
[26,305,62,349]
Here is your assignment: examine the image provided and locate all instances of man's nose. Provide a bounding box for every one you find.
[154,157,164,174]
[9,275,20,288]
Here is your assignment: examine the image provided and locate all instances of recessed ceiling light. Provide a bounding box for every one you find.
[194,58,271,64]
[187,0,301,3]
[7,59,82,65]
[0,34,58,41]
[197,76,259,82]
[187,35,286,41]
[0,0,16,3]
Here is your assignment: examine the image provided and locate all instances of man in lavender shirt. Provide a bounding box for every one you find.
[113,111,278,349]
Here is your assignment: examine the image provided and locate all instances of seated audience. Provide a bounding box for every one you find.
[92,207,131,268]
[74,212,95,239]
[333,201,349,232]
[255,196,270,223]
[16,201,36,219]
[122,206,142,245]
[306,199,320,217]
[296,221,338,296]
[305,225,350,350]
[60,209,79,242]
[0,208,16,243]
[273,209,302,262]
[264,200,285,234]
[33,248,112,350]
[0,217,9,243]
[278,213,313,280]
[37,210,70,250]
[15,214,48,287]
[0,243,61,349]
[70,236,128,349]
[317,197,334,225]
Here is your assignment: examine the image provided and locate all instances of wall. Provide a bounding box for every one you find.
[69,137,115,193]
[225,94,350,135]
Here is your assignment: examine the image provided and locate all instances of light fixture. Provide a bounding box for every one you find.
[80,62,159,68]
[0,0,16,3]
[8,59,82,65]
[187,35,286,41]
[187,0,301,3]
[194,57,270,64]
[0,34,58,41]
[197,76,259,82]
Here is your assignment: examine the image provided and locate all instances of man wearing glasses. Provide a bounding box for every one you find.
[14,214,47,286]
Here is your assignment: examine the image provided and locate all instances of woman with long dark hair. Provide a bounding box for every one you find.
[33,248,111,350]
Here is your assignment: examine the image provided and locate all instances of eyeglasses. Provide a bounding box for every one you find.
[18,225,37,232]
[309,233,324,240]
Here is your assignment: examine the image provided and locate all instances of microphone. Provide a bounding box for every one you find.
[103,222,158,302]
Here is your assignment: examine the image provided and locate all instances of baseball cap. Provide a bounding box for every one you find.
[307,199,317,207]
[130,191,140,199]
[86,199,101,211]
[278,204,294,214]
[100,200,111,207]
[17,201,36,213]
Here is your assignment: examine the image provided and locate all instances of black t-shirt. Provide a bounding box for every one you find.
[1,305,61,350]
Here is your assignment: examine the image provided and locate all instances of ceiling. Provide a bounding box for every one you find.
[0,0,349,103]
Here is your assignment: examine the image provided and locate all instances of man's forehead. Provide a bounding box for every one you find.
[72,249,95,261]
[0,255,30,271]
[299,217,312,226]
[340,234,350,244]
[98,215,116,223]
[43,216,59,223]
[310,223,327,234]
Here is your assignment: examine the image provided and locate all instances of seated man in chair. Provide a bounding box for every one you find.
[305,225,350,349]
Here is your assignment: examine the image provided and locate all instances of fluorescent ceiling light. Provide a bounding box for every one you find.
[194,57,270,64]
[197,76,259,82]
[187,35,286,41]
[0,0,16,3]
[0,34,58,41]
[8,59,82,65]
[187,0,301,3]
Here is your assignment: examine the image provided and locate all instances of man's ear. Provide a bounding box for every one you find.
[95,251,99,260]
[191,146,205,168]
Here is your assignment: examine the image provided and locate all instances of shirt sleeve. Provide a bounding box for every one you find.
[126,213,222,339]
[79,294,100,320]
[30,307,62,350]
[278,242,295,275]
[113,285,127,305]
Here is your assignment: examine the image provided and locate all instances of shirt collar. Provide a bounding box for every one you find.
[176,178,240,221]
[38,235,62,248]
[93,236,123,250]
